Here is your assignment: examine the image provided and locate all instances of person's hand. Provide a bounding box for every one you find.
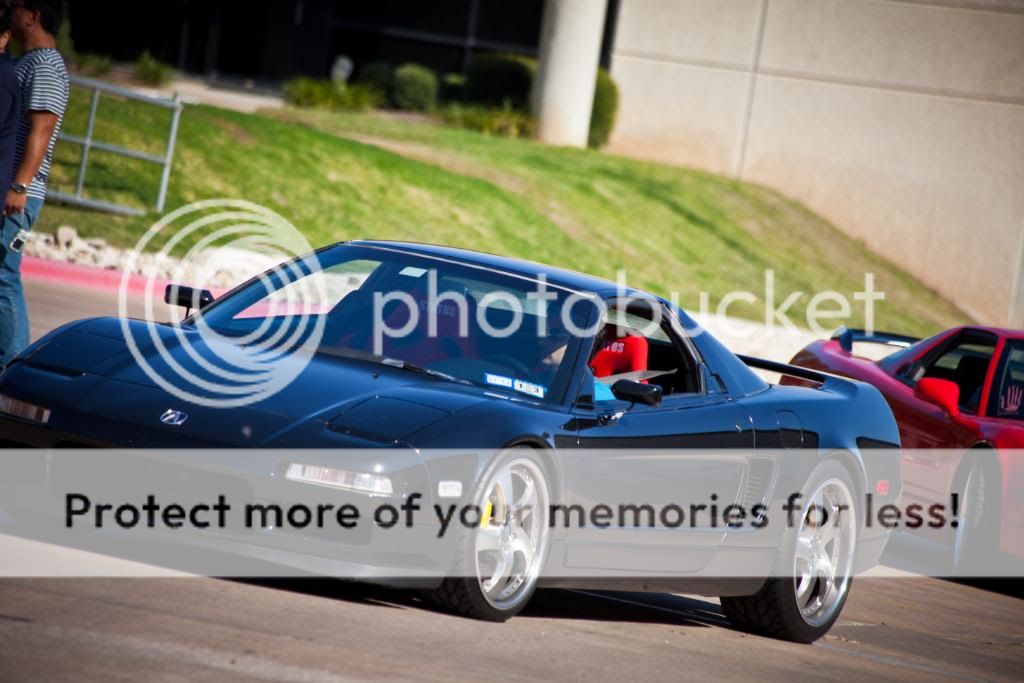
[5,189,26,216]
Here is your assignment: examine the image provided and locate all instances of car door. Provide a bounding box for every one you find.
[559,300,755,574]
[883,330,997,504]
[979,339,1024,559]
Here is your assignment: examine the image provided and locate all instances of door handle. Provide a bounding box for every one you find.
[598,411,626,426]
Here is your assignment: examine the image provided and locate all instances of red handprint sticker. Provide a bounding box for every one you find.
[1000,385,1023,414]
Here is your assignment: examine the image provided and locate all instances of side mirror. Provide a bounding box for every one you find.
[914,377,959,418]
[164,284,214,313]
[611,379,663,407]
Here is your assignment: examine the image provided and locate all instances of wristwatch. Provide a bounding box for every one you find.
[10,182,28,195]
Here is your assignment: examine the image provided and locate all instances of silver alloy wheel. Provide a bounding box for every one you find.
[474,457,549,611]
[793,477,857,627]
[952,464,986,569]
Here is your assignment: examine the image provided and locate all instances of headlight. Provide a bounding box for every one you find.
[0,394,51,424]
[285,463,393,495]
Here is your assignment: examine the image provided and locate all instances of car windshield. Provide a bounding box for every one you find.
[988,341,1024,421]
[195,245,599,403]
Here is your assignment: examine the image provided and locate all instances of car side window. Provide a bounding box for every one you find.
[579,302,701,408]
[987,342,1024,420]
[903,334,996,414]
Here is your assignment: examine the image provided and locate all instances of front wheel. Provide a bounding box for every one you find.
[721,460,858,643]
[429,448,551,621]
[951,451,1000,574]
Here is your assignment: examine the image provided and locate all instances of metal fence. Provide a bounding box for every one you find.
[49,75,183,217]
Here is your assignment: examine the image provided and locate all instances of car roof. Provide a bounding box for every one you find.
[346,240,650,299]
[941,325,1024,341]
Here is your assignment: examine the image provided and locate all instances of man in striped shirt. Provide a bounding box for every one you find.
[0,0,68,370]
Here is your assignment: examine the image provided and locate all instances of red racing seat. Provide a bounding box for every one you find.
[589,334,649,380]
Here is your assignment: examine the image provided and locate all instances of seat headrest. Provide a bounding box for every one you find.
[589,334,649,378]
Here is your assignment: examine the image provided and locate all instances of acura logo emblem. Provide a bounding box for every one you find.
[160,409,189,426]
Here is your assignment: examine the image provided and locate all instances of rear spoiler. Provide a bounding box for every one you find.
[738,354,831,384]
[738,354,858,396]
[830,326,919,354]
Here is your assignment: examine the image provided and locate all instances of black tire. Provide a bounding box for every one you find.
[429,447,551,622]
[721,459,858,643]
[951,450,1001,575]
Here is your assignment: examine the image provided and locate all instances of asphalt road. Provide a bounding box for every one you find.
[0,277,1021,683]
[23,276,154,342]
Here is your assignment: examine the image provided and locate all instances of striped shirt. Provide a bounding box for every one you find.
[14,48,69,201]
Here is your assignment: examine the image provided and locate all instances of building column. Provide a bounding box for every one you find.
[532,0,608,148]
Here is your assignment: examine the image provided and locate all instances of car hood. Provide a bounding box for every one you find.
[17,318,489,446]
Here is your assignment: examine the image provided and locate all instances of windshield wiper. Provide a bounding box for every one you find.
[379,357,474,386]
[317,347,474,387]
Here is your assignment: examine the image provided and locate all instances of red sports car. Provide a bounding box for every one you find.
[789,326,1024,567]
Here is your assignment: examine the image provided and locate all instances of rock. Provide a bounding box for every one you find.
[98,251,121,270]
[56,225,77,249]
[28,228,270,296]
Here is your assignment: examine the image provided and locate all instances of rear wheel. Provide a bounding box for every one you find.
[722,460,858,643]
[430,448,551,621]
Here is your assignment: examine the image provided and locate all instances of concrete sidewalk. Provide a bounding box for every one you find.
[95,67,284,114]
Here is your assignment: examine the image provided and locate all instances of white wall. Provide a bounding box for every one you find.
[609,0,1024,326]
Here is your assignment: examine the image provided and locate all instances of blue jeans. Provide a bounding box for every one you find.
[0,197,44,370]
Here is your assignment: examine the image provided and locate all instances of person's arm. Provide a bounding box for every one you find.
[5,110,58,216]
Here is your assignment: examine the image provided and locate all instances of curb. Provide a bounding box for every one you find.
[21,256,173,298]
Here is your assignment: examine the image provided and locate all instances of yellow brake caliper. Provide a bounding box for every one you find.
[481,499,494,529]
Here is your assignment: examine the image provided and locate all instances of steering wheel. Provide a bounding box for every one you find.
[484,354,541,385]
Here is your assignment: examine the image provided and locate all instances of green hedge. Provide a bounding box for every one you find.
[284,78,384,111]
[463,53,619,147]
[391,63,438,112]
[464,54,535,108]
[588,67,619,148]
[440,72,466,103]
[356,61,394,96]
[439,103,535,139]
[135,51,174,87]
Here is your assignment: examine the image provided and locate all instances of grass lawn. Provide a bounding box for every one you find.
[39,88,969,336]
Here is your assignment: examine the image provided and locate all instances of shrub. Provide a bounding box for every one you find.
[463,55,618,146]
[356,61,394,95]
[135,51,174,87]
[439,102,535,139]
[464,54,535,108]
[284,78,384,111]
[588,67,619,148]
[284,77,335,108]
[342,83,386,111]
[77,53,112,77]
[439,72,466,103]
[391,63,438,112]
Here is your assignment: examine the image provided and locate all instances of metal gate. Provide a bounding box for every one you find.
[49,74,183,217]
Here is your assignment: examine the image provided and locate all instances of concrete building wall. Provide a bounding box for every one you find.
[609,0,1024,325]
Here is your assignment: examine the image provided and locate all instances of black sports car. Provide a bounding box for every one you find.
[0,241,901,643]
